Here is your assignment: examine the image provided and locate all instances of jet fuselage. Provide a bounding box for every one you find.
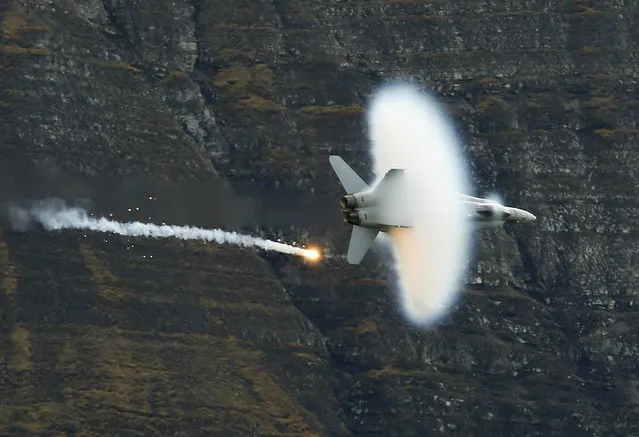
[341,192,536,232]
[328,155,537,264]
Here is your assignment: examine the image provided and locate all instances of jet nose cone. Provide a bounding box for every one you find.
[505,208,537,224]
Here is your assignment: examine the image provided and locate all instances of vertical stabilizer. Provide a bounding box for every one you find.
[329,155,368,194]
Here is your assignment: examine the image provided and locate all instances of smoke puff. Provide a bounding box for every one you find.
[367,81,471,325]
[6,198,76,232]
[6,204,34,232]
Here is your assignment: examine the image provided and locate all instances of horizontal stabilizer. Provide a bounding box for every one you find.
[347,225,379,264]
[329,155,368,194]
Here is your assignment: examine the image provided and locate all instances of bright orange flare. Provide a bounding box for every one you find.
[302,248,321,261]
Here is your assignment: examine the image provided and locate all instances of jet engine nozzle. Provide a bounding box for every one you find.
[340,195,357,209]
[346,211,361,225]
[340,192,376,210]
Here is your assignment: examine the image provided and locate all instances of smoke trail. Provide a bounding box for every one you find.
[5,199,320,260]
[366,81,471,325]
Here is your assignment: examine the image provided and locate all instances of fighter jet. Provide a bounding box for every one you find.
[329,155,536,264]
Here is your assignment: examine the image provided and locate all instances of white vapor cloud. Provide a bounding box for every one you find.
[6,199,318,259]
[367,81,471,325]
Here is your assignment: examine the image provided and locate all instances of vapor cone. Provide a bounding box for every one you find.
[367,82,471,325]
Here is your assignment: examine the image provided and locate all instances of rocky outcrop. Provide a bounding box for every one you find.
[1,0,639,436]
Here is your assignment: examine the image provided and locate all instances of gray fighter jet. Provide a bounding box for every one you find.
[329,155,536,264]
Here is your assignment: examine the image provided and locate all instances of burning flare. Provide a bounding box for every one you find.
[302,247,321,261]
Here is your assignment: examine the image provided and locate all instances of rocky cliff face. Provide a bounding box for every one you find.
[1,0,639,436]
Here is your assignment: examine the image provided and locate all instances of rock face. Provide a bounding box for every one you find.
[1,0,639,436]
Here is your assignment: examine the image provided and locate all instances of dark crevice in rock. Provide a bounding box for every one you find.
[100,0,138,58]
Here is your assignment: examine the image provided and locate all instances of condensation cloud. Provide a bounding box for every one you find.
[366,81,471,325]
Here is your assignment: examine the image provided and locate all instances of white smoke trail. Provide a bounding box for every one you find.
[366,81,471,325]
[6,199,320,260]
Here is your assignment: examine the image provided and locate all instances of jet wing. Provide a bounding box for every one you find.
[367,168,414,228]
[372,168,404,198]
[457,193,494,203]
